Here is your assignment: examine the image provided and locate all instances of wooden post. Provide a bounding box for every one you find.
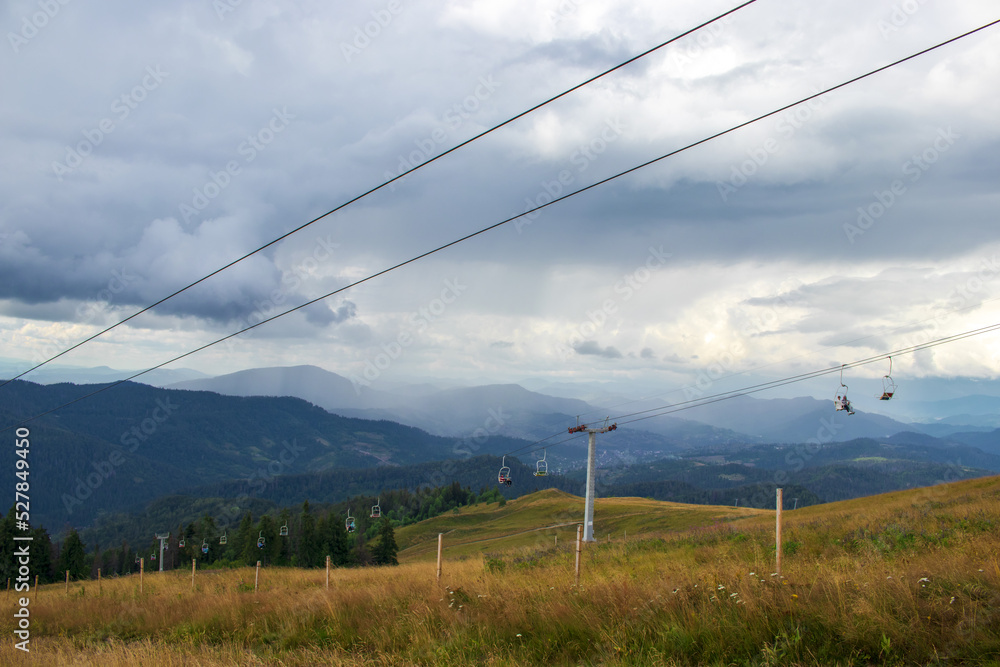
[33,575,38,601]
[255,561,261,593]
[436,533,443,583]
[554,535,557,548]
[64,570,69,594]
[191,559,196,591]
[325,555,331,589]
[776,488,784,576]
[575,525,582,586]
[97,568,101,596]
[140,558,144,594]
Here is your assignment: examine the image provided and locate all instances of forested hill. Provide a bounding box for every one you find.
[0,380,527,529]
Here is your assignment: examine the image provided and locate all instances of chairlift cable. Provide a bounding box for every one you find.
[4,19,999,435]
[0,0,761,391]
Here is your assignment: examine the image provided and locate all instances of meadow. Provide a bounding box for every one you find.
[2,479,999,666]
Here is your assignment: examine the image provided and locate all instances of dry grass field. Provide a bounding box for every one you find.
[3,479,999,665]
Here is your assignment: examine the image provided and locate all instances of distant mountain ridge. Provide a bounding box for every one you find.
[166,365,931,445]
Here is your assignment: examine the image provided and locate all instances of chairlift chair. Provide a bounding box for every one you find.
[178,538,186,548]
[498,455,511,486]
[150,552,156,561]
[878,357,897,400]
[534,449,548,477]
[370,497,381,519]
[834,365,855,415]
[201,539,209,555]
[279,523,288,537]
[257,531,265,549]
[219,532,227,545]
[346,509,356,533]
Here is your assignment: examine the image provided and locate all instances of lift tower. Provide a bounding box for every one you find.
[569,419,617,542]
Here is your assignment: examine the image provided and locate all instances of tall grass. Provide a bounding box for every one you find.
[3,476,999,665]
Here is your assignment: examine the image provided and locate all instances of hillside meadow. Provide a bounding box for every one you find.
[2,479,999,665]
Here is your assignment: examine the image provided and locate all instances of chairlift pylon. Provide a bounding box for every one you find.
[878,356,897,400]
[834,365,855,415]
[534,449,547,477]
[498,455,511,486]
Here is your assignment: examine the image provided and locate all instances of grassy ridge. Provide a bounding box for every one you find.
[3,477,999,665]
[395,488,768,561]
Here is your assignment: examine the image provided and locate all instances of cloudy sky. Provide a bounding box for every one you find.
[2,0,999,403]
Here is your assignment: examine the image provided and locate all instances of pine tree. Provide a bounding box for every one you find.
[299,501,318,567]
[31,526,54,583]
[371,518,399,566]
[57,529,89,580]
[0,506,15,584]
[236,512,255,566]
[277,508,292,566]
[327,513,353,567]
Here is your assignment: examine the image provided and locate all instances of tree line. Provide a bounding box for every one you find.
[2,482,506,582]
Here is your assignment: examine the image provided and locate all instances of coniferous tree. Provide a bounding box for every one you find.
[31,526,54,583]
[199,515,218,564]
[256,515,280,565]
[324,513,353,567]
[299,501,318,567]
[57,529,89,580]
[0,506,16,584]
[277,508,292,565]
[236,512,255,566]
[372,518,399,566]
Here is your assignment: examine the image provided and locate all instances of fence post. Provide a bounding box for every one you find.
[97,568,101,596]
[192,559,196,591]
[140,558,144,595]
[255,561,261,593]
[575,524,582,586]
[64,570,69,594]
[776,487,784,576]
[436,533,443,584]
[326,555,331,590]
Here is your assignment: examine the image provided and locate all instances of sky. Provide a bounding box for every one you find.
[2,0,999,403]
